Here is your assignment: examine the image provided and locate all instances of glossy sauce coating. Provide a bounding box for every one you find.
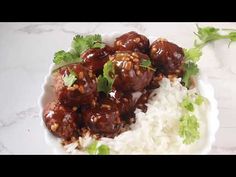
[54,63,97,107]
[43,101,79,140]
[44,32,187,140]
[114,31,150,54]
[81,45,115,75]
[150,39,184,77]
[82,99,122,137]
[111,51,154,92]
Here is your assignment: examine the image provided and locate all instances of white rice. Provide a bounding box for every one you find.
[64,78,208,154]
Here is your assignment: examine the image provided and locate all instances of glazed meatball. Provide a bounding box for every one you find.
[43,101,79,140]
[81,45,115,75]
[54,63,97,107]
[82,99,121,137]
[107,89,137,116]
[150,39,184,77]
[114,31,150,54]
[110,51,154,92]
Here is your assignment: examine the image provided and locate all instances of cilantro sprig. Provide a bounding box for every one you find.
[53,34,105,67]
[178,94,205,144]
[183,25,236,88]
[179,114,200,145]
[97,60,115,94]
[86,141,110,155]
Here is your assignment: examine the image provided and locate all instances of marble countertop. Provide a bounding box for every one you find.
[0,22,236,154]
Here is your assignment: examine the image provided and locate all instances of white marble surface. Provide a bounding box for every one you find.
[0,22,236,154]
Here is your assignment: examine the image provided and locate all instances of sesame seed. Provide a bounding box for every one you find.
[78,85,85,93]
[133,58,139,63]
[88,71,93,78]
[73,84,79,89]
[72,107,78,111]
[116,40,122,46]
[125,61,132,71]
[152,47,157,53]
[78,72,84,79]
[67,87,75,91]
[132,52,139,58]
[136,70,141,76]
[101,104,111,110]
[123,98,128,102]
[51,123,59,132]
[133,37,140,43]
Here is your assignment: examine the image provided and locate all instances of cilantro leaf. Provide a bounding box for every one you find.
[179,114,200,144]
[140,59,156,71]
[195,95,204,105]
[103,60,115,86]
[97,60,115,94]
[54,50,77,64]
[194,25,236,47]
[194,25,222,45]
[91,42,106,49]
[72,34,104,55]
[227,32,236,47]
[86,141,110,155]
[86,141,98,155]
[184,47,202,63]
[182,62,199,88]
[62,70,77,87]
[72,35,89,55]
[97,75,110,93]
[97,145,110,155]
[181,95,194,112]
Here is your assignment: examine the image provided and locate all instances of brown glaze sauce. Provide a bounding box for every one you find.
[43,32,185,140]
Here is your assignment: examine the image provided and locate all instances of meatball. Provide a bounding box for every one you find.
[82,99,121,137]
[81,45,115,75]
[54,64,97,107]
[150,39,184,77]
[107,89,137,116]
[110,51,154,92]
[114,31,150,54]
[43,101,79,140]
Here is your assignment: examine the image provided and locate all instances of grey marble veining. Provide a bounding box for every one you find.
[0,22,236,154]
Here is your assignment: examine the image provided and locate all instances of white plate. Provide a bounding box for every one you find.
[38,33,219,154]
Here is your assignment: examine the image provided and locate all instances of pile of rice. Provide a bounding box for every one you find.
[64,78,208,154]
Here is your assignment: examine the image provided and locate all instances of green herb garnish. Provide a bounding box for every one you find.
[181,95,194,112]
[179,114,200,145]
[62,69,77,87]
[140,59,156,71]
[195,94,204,105]
[53,34,104,67]
[97,60,115,94]
[182,62,199,88]
[72,34,104,55]
[86,141,110,155]
[183,25,236,88]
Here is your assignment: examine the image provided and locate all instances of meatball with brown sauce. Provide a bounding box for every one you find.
[150,39,184,77]
[54,63,97,107]
[114,31,150,54]
[107,89,137,116]
[81,99,122,137]
[43,101,79,140]
[110,51,154,92]
[81,45,115,75]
